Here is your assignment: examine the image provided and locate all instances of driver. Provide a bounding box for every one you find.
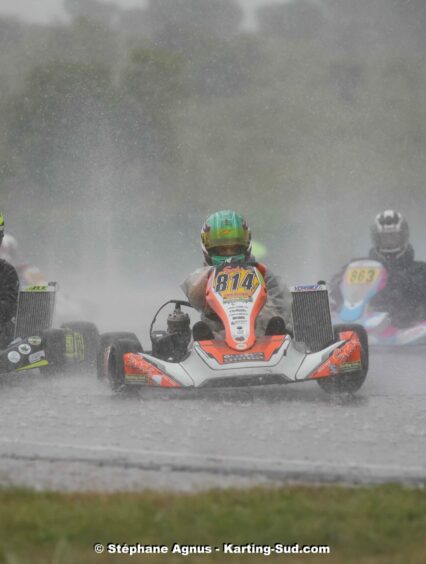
[0,212,20,348]
[330,210,426,327]
[181,210,292,339]
[0,233,46,286]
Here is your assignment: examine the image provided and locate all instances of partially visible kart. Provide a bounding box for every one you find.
[0,283,99,377]
[98,264,369,395]
[332,259,426,346]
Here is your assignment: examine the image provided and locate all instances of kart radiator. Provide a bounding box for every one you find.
[14,283,57,338]
[291,284,334,353]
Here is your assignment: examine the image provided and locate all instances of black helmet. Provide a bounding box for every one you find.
[371,210,409,258]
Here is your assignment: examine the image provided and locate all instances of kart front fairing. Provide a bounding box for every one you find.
[333,259,426,346]
[122,335,358,388]
[122,265,362,388]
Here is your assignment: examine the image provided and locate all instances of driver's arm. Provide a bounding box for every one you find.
[181,267,212,311]
[329,266,346,311]
[264,270,293,330]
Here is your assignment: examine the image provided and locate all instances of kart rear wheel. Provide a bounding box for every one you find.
[317,324,368,394]
[60,321,100,371]
[107,337,143,391]
[40,329,66,374]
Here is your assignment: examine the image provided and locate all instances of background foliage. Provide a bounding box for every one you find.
[1,0,425,299]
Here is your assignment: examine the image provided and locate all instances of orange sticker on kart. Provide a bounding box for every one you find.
[309,331,361,379]
[212,267,262,301]
[124,353,180,388]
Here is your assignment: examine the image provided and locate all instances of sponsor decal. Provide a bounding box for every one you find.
[223,352,265,363]
[125,373,149,383]
[65,333,85,361]
[74,333,85,361]
[17,359,48,371]
[328,361,361,375]
[21,285,49,292]
[333,341,357,364]
[340,361,362,373]
[29,350,46,364]
[65,334,75,354]
[8,351,21,364]
[28,336,42,346]
[292,284,326,292]
[18,344,32,355]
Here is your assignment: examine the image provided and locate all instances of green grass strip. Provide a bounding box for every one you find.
[0,484,425,563]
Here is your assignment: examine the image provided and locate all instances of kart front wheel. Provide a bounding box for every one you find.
[97,332,142,381]
[317,324,368,394]
[107,337,143,391]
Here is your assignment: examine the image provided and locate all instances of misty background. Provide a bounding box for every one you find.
[1,0,425,332]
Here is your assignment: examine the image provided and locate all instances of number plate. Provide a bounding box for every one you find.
[346,267,381,285]
[213,267,262,301]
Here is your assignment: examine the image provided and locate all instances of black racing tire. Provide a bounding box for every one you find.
[40,329,66,374]
[97,332,142,382]
[317,323,369,394]
[60,321,100,371]
[107,337,143,391]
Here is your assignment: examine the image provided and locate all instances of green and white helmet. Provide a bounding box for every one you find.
[201,210,252,266]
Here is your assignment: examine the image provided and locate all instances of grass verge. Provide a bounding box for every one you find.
[0,484,425,563]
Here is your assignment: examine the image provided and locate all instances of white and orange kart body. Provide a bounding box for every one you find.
[108,265,367,393]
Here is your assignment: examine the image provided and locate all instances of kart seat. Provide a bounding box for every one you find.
[265,316,287,336]
[193,321,215,341]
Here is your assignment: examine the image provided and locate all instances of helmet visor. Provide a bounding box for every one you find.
[211,253,246,266]
[377,231,404,253]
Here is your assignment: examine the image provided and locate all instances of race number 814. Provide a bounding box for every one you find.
[214,272,257,294]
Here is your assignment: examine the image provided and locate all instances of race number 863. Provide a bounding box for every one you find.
[347,268,379,284]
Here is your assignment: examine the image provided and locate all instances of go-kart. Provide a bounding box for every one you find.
[97,263,368,394]
[332,259,426,346]
[0,283,99,377]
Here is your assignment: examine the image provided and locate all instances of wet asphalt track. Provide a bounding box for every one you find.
[0,348,424,491]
